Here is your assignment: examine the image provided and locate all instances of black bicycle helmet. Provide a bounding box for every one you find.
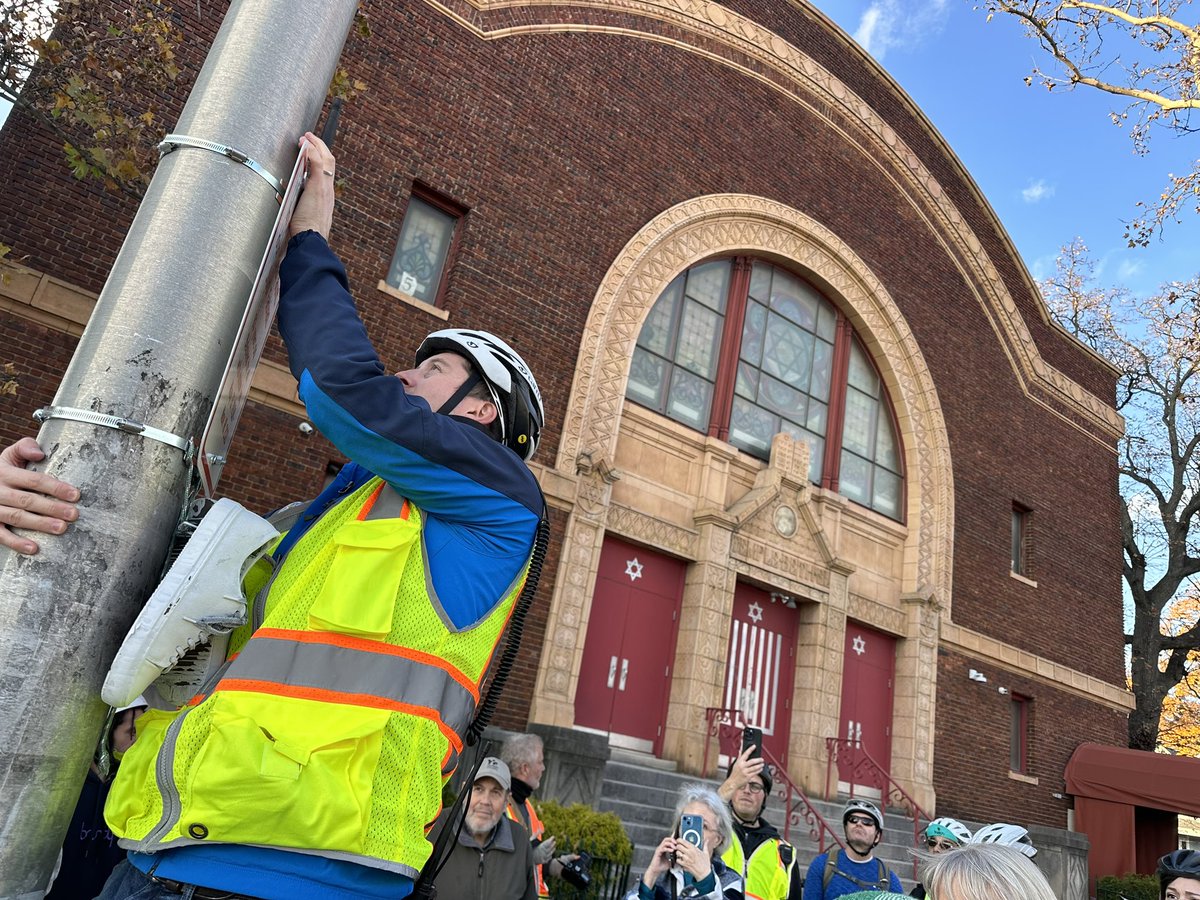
[416,329,544,460]
[1159,849,1200,899]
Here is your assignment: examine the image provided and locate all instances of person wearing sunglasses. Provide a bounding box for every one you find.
[910,818,971,898]
[802,800,902,899]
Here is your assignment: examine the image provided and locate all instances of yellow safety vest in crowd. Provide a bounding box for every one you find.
[506,797,550,897]
[721,829,795,900]
[105,477,527,879]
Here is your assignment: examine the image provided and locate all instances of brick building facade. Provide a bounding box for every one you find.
[0,0,1129,830]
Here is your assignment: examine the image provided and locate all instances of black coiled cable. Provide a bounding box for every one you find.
[465,505,549,746]
[413,503,550,897]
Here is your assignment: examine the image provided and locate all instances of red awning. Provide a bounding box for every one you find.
[1066,742,1200,816]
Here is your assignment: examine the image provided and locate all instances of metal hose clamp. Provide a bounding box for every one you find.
[34,406,193,463]
[158,133,284,198]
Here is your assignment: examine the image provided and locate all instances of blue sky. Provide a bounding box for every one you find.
[815,0,1199,297]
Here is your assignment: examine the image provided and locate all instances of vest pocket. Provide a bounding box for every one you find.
[179,691,389,853]
[308,518,415,639]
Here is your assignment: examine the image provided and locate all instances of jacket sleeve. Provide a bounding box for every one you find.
[522,842,538,900]
[276,231,541,628]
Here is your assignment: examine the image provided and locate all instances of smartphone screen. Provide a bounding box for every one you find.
[742,726,763,758]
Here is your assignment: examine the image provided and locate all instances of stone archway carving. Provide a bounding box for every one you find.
[557,193,953,598]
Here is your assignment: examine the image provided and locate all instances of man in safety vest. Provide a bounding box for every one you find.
[0,132,545,900]
[500,732,580,897]
[718,745,803,900]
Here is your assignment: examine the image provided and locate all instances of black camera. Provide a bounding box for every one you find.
[559,851,592,889]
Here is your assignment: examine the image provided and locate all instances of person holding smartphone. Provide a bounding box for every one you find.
[625,784,744,900]
[718,742,802,899]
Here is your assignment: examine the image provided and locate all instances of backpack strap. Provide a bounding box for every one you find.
[823,851,894,894]
[822,852,837,891]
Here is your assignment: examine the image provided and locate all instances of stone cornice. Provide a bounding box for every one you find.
[941,621,1134,712]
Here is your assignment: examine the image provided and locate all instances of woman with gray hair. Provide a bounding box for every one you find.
[920,842,1055,900]
[625,783,744,899]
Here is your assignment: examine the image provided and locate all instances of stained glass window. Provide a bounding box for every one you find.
[386,195,459,305]
[626,256,904,520]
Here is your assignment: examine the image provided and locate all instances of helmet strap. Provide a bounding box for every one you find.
[436,371,481,417]
[436,370,507,443]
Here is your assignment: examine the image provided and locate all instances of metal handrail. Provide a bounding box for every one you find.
[703,708,845,855]
[825,736,931,877]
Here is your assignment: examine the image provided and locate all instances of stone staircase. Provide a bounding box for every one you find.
[598,749,921,892]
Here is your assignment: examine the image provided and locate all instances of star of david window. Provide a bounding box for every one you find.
[626,257,905,521]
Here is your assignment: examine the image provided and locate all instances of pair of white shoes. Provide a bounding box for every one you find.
[102,499,279,710]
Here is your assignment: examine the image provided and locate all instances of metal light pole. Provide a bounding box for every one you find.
[0,1,359,895]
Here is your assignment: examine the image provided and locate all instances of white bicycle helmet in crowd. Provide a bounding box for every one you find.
[970,822,1036,858]
[925,816,972,846]
[843,798,884,831]
[416,329,544,460]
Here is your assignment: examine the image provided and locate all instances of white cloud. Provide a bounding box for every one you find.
[1117,258,1145,281]
[1021,179,1054,203]
[851,0,950,62]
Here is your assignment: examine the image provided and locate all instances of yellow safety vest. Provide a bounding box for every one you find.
[721,829,795,900]
[105,477,528,879]
[506,797,549,897]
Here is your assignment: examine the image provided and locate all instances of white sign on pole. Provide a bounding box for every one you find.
[198,140,311,497]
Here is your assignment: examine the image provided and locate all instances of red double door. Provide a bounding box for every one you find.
[836,621,896,785]
[575,537,684,754]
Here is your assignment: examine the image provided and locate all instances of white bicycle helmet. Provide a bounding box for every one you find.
[925,816,972,846]
[416,329,544,460]
[843,798,884,831]
[970,822,1036,858]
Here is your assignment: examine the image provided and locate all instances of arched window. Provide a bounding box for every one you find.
[627,257,905,520]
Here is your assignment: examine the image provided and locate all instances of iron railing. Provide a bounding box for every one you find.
[825,736,931,877]
[549,858,632,900]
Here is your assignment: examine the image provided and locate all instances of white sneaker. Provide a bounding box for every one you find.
[102,498,279,708]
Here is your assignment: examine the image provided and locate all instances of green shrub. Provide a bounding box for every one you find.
[1096,873,1159,900]
[535,800,634,866]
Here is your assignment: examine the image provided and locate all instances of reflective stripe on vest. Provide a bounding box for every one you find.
[506,798,549,897]
[220,627,477,767]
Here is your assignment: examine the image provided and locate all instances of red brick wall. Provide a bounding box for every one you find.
[934,648,1127,827]
[0,0,1126,825]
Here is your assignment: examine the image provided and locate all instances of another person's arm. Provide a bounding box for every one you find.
[0,438,80,555]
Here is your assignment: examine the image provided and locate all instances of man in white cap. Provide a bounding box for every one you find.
[433,757,536,900]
